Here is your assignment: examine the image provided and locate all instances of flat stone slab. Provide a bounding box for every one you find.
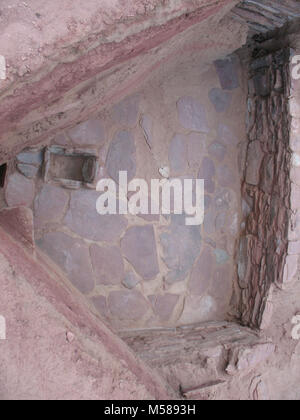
[34,184,69,228]
[107,290,149,321]
[106,130,136,182]
[37,231,95,294]
[121,225,159,281]
[5,172,35,207]
[160,215,202,284]
[90,244,124,285]
[64,190,127,242]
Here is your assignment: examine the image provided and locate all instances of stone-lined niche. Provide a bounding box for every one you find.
[44,146,98,189]
[238,48,292,329]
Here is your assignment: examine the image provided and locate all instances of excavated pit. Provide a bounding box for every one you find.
[1,0,300,398]
[1,53,247,331]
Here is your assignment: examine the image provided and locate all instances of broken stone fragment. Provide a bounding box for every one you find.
[121,225,159,281]
[182,380,226,400]
[66,331,75,343]
[48,145,66,155]
[158,166,170,178]
[5,172,35,207]
[226,343,275,376]
[122,271,140,289]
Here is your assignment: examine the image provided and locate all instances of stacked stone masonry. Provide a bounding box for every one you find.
[238,48,292,328]
[0,53,247,330]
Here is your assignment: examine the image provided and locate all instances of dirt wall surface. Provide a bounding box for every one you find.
[0,0,245,163]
